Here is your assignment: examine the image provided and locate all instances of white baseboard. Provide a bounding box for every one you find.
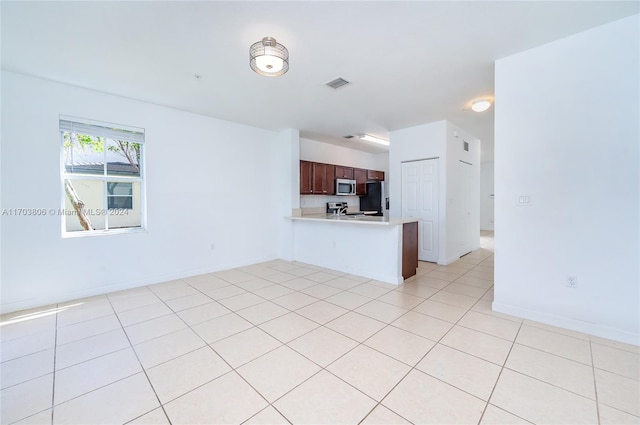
[438,255,461,266]
[0,255,278,315]
[492,301,640,347]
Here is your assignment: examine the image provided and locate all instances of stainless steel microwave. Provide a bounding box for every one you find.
[336,178,356,196]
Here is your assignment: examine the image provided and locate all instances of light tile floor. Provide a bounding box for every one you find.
[1,232,639,424]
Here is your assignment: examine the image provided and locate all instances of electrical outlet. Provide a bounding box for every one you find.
[566,275,578,288]
[210,243,216,251]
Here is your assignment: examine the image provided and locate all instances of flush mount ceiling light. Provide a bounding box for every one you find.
[471,99,492,112]
[359,134,389,146]
[250,37,289,77]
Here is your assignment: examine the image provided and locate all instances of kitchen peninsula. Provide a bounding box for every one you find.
[288,214,418,284]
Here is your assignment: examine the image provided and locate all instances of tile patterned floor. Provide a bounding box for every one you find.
[1,232,639,424]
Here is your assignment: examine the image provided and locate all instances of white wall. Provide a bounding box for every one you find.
[389,120,447,217]
[300,138,388,172]
[390,120,481,265]
[480,161,495,231]
[494,15,640,344]
[0,45,3,298]
[445,122,481,261]
[0,71,290,313]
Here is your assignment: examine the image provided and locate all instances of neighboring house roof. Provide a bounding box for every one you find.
[65,162,139,175]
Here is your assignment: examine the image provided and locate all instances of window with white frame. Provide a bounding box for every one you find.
[60,117,145,234]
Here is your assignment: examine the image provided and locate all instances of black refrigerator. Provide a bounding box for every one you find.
[359,181,385,215]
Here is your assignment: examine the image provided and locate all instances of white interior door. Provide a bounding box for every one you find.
[402,159,439,262]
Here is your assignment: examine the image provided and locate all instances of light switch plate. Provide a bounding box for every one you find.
[517,195,532,206]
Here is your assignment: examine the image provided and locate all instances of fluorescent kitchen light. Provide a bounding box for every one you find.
[359,134,389,146]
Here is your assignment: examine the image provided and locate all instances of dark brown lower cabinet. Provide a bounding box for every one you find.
[402,221,419,280]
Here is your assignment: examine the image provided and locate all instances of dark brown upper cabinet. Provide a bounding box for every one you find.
[354,168,367,195]
[367,170,385,181]
[312,162,335,195]
[300,161,383,196]
[300,161,313,194]
[335,165,354,180]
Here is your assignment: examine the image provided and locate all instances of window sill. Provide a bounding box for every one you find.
[62,227,146,239]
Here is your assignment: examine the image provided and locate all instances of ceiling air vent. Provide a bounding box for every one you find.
[343,135,355,139]
[325,77,351,89]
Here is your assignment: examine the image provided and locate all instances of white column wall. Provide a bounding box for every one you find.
[494,15,640,344]
[274,128,300,261]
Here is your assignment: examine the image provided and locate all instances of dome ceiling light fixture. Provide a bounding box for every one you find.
[250,37,289,77]
[471,99,492,112]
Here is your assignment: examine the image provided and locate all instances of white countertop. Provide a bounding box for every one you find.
[288,213,418,226]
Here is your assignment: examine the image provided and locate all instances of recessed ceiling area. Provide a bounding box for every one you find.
[1,1,637,161]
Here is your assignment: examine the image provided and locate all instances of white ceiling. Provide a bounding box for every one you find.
[2,1,638,160]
